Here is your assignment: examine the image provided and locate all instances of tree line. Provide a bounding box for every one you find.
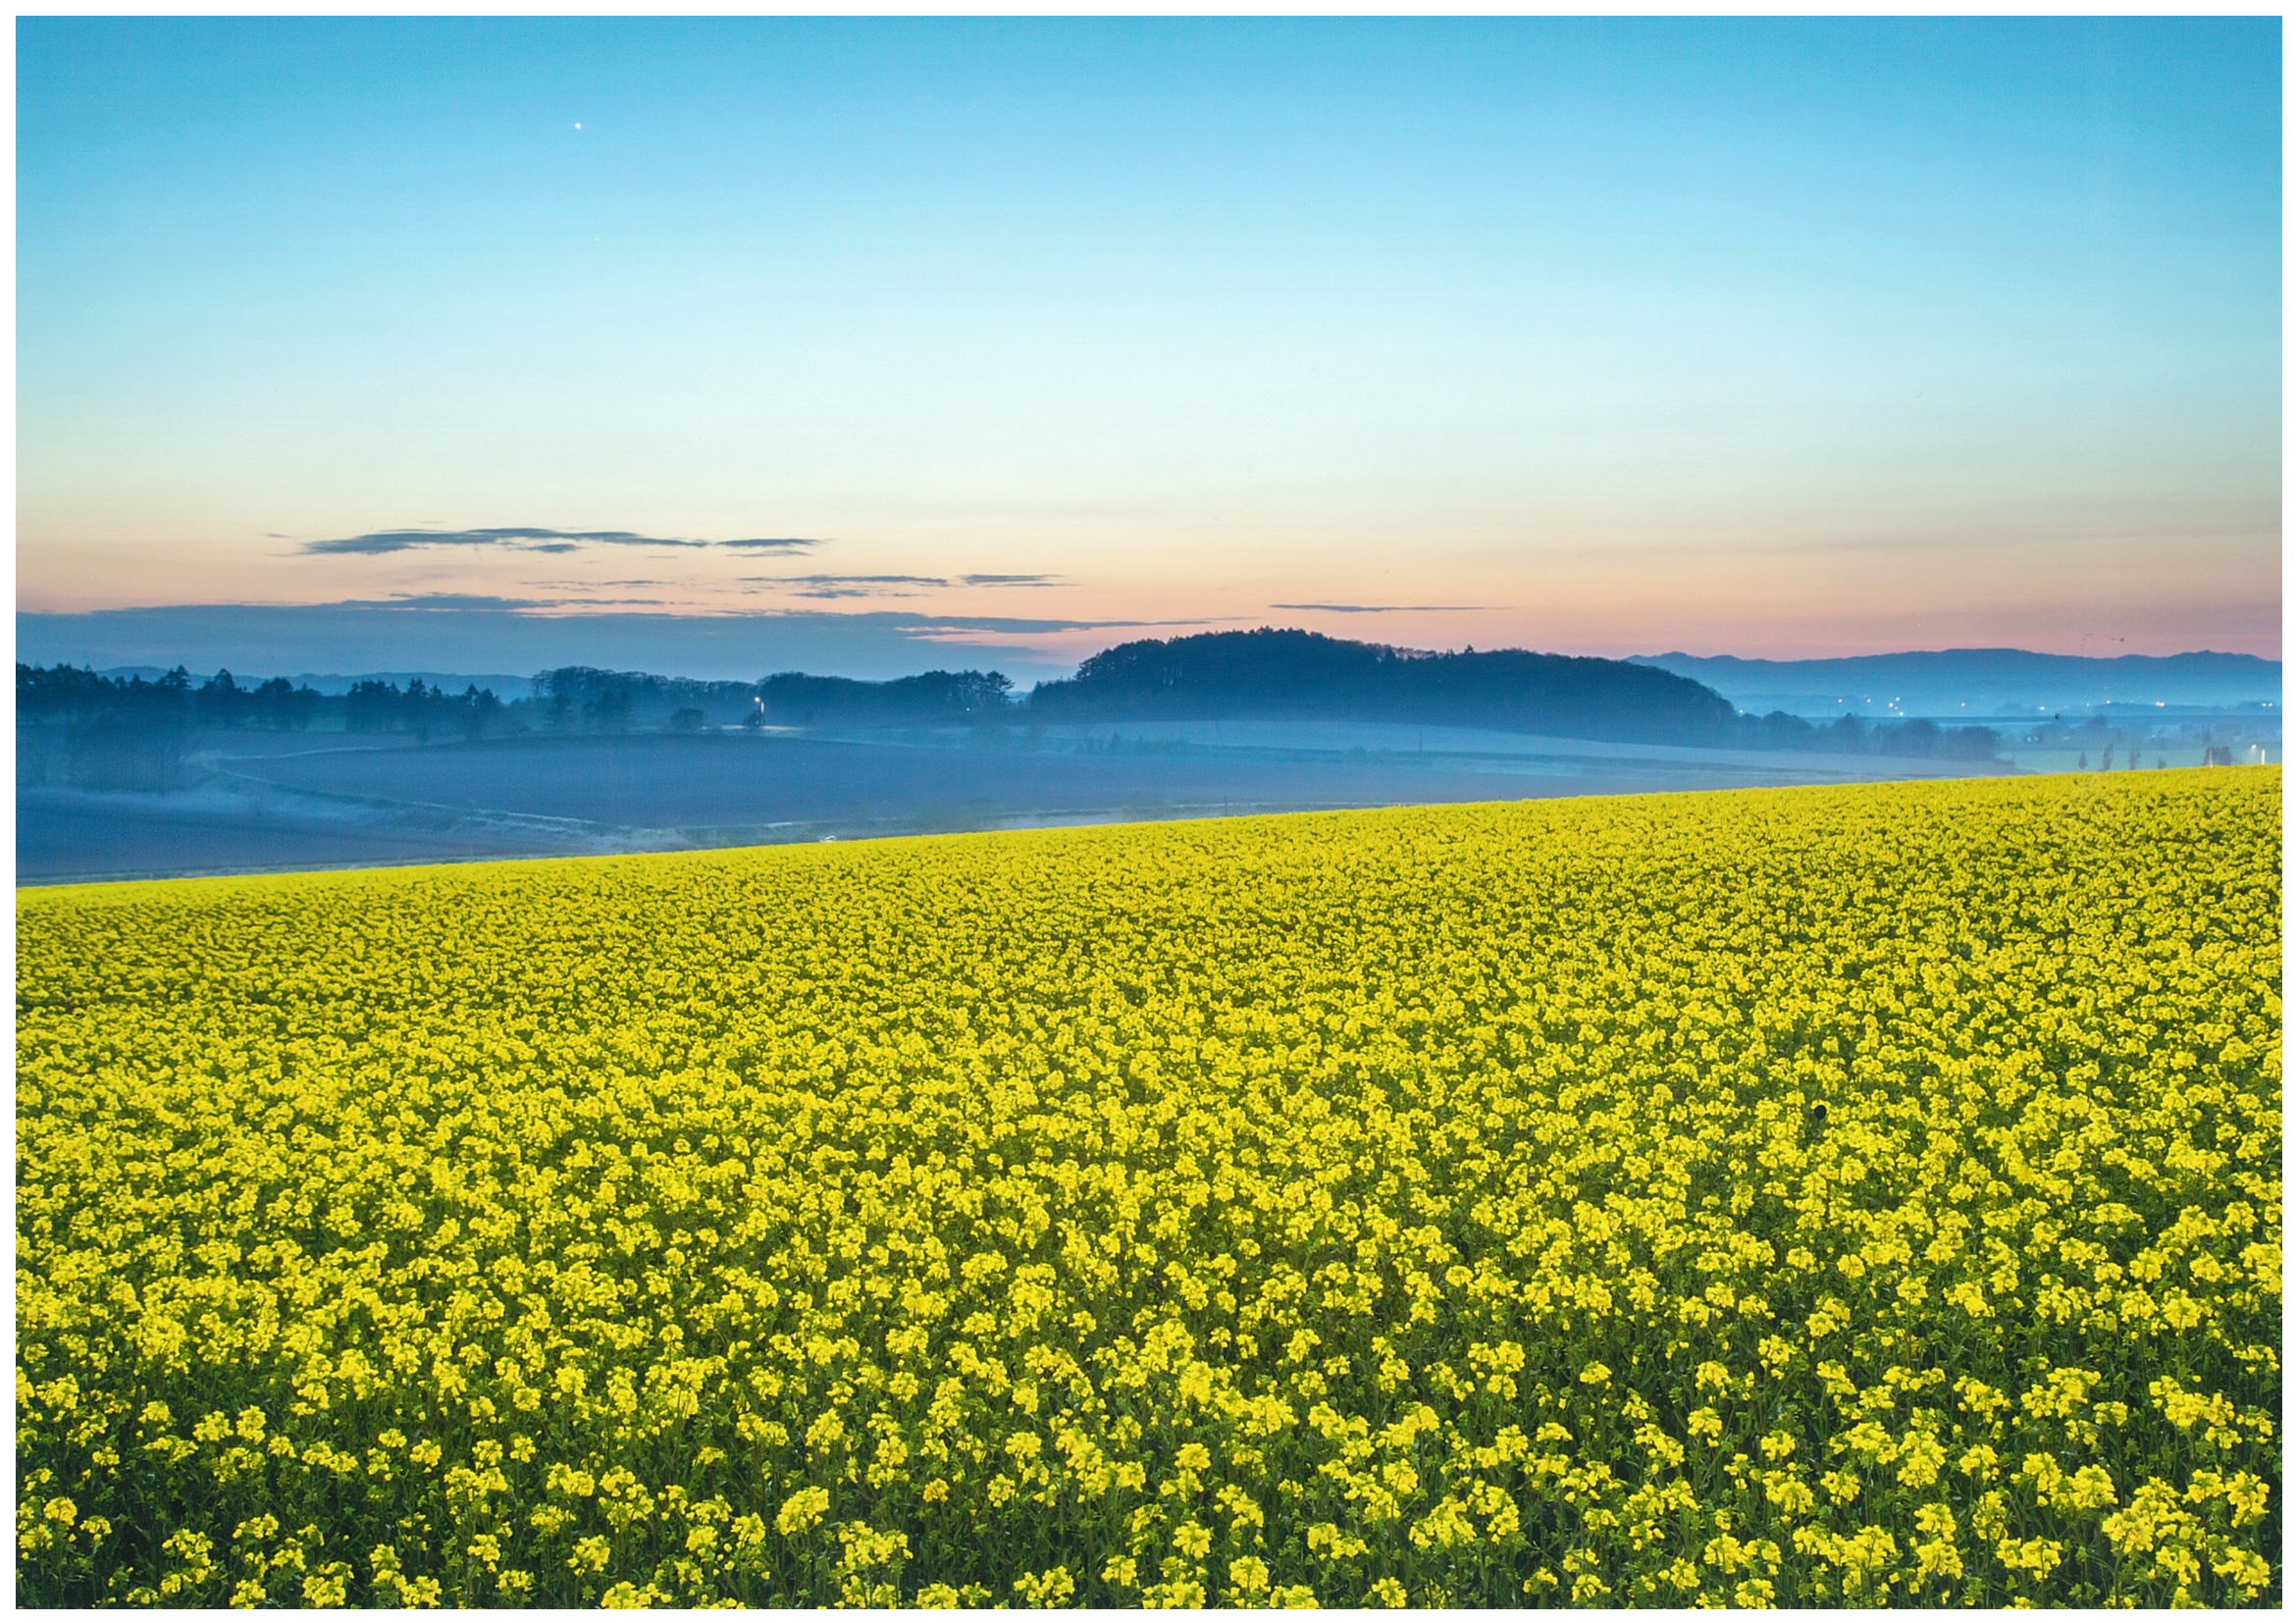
[17,661,1019,744]
[20,631,2009,793]
[17,665,524,789]
[14,662,1020,788]
[527,667,1016,731]
[1736,708,2000,760]
[17,664,527,736]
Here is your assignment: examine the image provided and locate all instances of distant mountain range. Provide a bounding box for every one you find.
[1629,650,2282,719]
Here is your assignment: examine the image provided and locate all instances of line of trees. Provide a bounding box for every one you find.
[1738,709,2001,760]
[19,665,522,738]
[756,670,1015,728]
[529,667,765,734]
[344,679,509,741]
[527,667,1019,731]
[17,664,524,788]
[20,638,2012,778]
[18,666,210,790]
[14,661,1024,786]
[16,659,1025,748]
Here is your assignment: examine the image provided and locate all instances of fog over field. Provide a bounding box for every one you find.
[18,722,2014,885]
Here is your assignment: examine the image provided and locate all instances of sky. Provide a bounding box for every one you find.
[16,17,2283,681]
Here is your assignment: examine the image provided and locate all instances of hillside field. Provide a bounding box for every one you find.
[16,768,2280,1606]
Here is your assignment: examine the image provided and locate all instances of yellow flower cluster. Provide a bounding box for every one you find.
[16,768,2279,1606]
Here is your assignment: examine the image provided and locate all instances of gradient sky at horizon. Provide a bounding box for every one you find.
[18,16,2283,674]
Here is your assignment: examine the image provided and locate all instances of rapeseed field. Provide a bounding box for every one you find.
[16,768,2279,1606]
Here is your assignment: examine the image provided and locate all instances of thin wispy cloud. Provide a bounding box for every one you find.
[898,613,1237,635]
[1271,602,1487,614]
[337,593,563,610]
[745,573,1069,601]
[746,573,947,600]
[335,592,691,612]
[299,527,821,555]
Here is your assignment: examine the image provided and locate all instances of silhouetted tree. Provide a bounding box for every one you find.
[343,679,399,734]
[456,684,504,742]
[250,676,319,731]
[196,668,248,728]
[405,679,439,742]
[583,686,634,734]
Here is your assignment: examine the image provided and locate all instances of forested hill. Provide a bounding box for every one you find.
[1026,629,1737,744]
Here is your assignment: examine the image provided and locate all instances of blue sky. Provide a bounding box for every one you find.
[18,17,2281,679]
